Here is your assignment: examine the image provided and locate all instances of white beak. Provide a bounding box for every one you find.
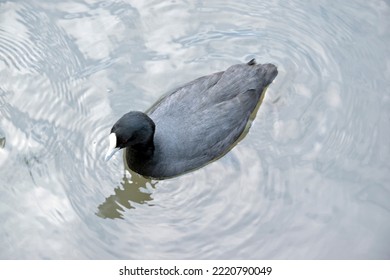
[105,133,120,161]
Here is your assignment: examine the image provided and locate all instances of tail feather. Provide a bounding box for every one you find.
[247,58,256,65]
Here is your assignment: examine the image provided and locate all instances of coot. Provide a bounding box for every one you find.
[105,59,278,179]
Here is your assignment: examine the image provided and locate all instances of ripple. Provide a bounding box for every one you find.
[82,0,390,259]
[1,0,390,259]
[0,32,39,73]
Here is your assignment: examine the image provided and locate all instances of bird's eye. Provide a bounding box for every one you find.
[116,137,126,147]
[119,134,134,146]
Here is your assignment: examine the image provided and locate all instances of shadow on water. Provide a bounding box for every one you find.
[96,170,158,219]
[0,135,5,149]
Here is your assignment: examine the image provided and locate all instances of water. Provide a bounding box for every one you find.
[1,0,389,259]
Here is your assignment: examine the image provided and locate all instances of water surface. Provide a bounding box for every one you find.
[0,0,389,259]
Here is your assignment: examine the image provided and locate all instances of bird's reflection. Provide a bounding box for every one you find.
[96,170,158,219]
[0,137,5,149]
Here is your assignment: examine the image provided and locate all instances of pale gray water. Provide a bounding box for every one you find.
[0,0,389,259]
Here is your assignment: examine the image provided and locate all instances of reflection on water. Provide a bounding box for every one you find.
[97,171,157,219]
[0,127,5,149]
[0,137,5,149]
[0,0,389,259]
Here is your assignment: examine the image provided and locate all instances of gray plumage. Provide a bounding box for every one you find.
[106,59,278,179]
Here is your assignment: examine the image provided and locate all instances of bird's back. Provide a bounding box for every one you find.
[143,60,277,178]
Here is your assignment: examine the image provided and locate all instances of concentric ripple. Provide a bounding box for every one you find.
[0,0,389,259]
